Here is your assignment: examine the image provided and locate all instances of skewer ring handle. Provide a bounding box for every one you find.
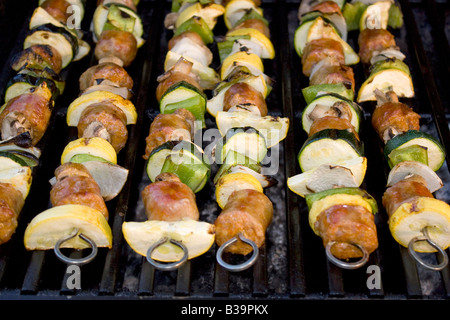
[216,233,259,272]
[54,228,98,266]
[325,241,369,270]
[408,227,449,271]
[146,237,188,271]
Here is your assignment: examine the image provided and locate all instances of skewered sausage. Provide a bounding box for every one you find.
[214,189,273,255]
[143,109,195,159]
[314,204,378,259]
[142,173,200,221]
[301,38,345,77]
[50,163,109,218]
[223,82,268,116]
[79,62,134,91]
[0,83,53,146]
[358,28,397,65]
[95,29,138,67]
[77,101,129,153]
[40,0,72,24]
[0,183,25,244]
[309,63,355,91]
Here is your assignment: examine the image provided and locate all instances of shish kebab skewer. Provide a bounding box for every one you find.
[24,0,142,265]
[353,1,450,270]
[122,0,224,270]
[0,0,92,245]
[288,0,380,269]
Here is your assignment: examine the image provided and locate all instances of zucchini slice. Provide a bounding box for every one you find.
[302,83,355,105]
[159,81,207,128]
[92,3,145,48]
[216,111,289,148]
[384,130,445,171]
[298,129,364,172]
[146,140,210,187]
[359,0,392,30]
[214,127,267,164]
[5,72,60,102]
[301,93,362,134]
[24,24,78,69]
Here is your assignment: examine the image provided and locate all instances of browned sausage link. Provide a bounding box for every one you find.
[0,88,52,146]
[371,101,421,142]
[310,1,342,14]
[358,28,397,65]
[142,173,200,221]
[143,109,195,159]
[11,44,63,74]
[79,62,134,91]
[0,183,25,245]
[309,116,359,139]
[232,18,270,39]
[77,101,129,153]
[214,189,273,255]
[155,59,202,102]
[301,38,345,77]
[95,30,138,67]
[50,163,109,219]
[315,204,378,259]
[309,63,355,92]
[223,82,268,116]
[40,0,71,25]
[382,176,433,217]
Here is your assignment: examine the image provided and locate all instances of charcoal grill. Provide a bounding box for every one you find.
[0,0,449,302]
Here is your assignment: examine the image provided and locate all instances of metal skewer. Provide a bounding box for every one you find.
[408,226,449,271]
[54,228,98,266]
[325,241,369,270]
[146,237,188,271]
[216,233,259,272]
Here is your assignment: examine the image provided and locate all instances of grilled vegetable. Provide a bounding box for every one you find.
[288,156,367,197]
[301,83,354,104]
[214,127,268,164]
[298,129,364,172]
[383,130,445,171]
[301,93,361,134]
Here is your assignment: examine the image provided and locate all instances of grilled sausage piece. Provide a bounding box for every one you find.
[95,30,137,67]
[40,0,71,25]
[315,204,378,259]
[309,116,359,139]
[309,64,355,92]
[0,182,25,245]
[79,62,134,91]
[143,109,195,159]
[223,82,268,116]
[310,1,342,14]
[155,58,201,102]
[372,101,421,143]
[11,44,63,74]
[215,189,273,255]
[77,102,129,153]
[358,28,397,65]
[382,176,433,217]
[232,19,270,39]
[301,38,345,77]
[50,163,108,219]
[142,173,199,221]
[0,84,52,146]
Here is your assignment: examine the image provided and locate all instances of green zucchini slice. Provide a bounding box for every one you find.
[298,129,364,172]
[301,93,362,134]
[214,127,267,164]
[384,130,445,171]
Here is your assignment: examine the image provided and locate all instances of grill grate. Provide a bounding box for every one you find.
[0,0,448,300]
